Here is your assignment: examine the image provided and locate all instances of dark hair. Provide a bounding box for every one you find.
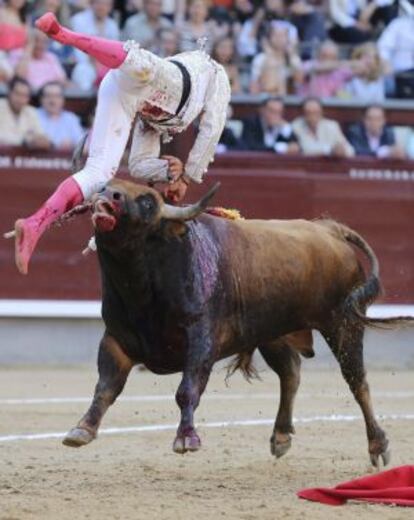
[363,104,385,116]
[8,76,31,93]
[302,96,323,110]
[262,96,284,107]
[39,81,64,98]
[211,36,235,64]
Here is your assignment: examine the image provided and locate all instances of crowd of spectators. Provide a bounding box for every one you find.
[0,0,413,156]
[219,96,414,159]
[1,0,413,97]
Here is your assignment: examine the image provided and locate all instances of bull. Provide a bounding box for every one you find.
[62,178,411,467]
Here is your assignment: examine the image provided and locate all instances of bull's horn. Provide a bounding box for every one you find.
[3,230,16,239]
[71,133,89,174]
[161,182,220,221]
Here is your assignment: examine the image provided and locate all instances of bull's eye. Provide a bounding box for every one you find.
[140,196,155,212]
[141,198,153,210]
[135,194,156,222]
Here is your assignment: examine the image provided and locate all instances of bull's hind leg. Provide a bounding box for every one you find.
[63,333,133,447]
[322,320,390,467]
[259,339,302,459]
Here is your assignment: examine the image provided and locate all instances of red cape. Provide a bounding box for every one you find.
[298,465,414,506]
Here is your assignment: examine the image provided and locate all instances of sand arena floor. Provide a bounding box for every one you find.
[0,366,413,520]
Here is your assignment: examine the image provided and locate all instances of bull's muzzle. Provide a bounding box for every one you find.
[92,196,118,233]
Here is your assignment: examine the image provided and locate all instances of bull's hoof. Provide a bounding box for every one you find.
[173,432,201,454]
[369,436,390,468]
[370,449,391,469]
[62,427,96,448]
[270,434,292,459]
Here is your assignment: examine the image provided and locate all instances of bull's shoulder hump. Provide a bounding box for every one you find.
[197,216,331,240]
[233,218,315,232]
[232,219,343,247]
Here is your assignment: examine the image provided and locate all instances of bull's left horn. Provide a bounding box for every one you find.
[161,182,220,221]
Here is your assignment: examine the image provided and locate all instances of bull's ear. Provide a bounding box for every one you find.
[161,220,187,239]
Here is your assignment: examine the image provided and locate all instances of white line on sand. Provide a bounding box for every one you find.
[1,301,411,319]
[0,413,413,443]
[1,390,414,406]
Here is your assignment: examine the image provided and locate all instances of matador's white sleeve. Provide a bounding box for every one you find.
[184,67,231,183]
[128,118,171,182]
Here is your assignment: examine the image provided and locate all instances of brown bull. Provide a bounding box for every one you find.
[62,179,412,467]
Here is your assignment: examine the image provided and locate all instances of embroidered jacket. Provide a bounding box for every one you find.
[120,42,231,183]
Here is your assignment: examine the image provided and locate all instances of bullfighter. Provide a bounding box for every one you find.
[10,12,231,275]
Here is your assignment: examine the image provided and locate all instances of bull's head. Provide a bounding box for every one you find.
[91,179,220,237]
[70,134,219,239]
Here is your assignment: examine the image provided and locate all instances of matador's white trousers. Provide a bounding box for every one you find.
[71,48,229,198]
[72,69,140,199]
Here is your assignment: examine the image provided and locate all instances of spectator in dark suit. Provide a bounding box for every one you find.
[346,105,406,159]
[241,97,300,154]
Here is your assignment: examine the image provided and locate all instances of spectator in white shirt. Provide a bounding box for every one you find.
[292,97,354,157]
[377,5,414,97]
[378,11,414,74]
[37,81,84,150]
[0,77,50,149]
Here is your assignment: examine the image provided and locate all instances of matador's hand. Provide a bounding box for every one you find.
[164,176,190,204]
[161,155,184,182]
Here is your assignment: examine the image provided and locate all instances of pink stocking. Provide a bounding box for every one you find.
[14,177,83,275]
[35,12,127,69]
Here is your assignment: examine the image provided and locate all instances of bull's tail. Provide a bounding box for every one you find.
[331,221,414,328]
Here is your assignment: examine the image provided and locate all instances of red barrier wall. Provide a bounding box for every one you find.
[1,151,413,303]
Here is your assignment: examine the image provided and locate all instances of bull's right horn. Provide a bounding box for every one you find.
[161,182,220,221]
[71,133,89,174]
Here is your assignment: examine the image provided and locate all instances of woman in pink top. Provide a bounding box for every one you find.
[296,40,353,98]
[9,28,67,91]
[0,0,28,51]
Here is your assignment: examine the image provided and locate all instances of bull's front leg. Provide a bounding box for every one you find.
[63,333,133,447]
[173,322,215,454]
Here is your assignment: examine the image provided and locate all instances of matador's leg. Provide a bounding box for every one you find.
[12,71,135,274]
[35,12,127,68]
